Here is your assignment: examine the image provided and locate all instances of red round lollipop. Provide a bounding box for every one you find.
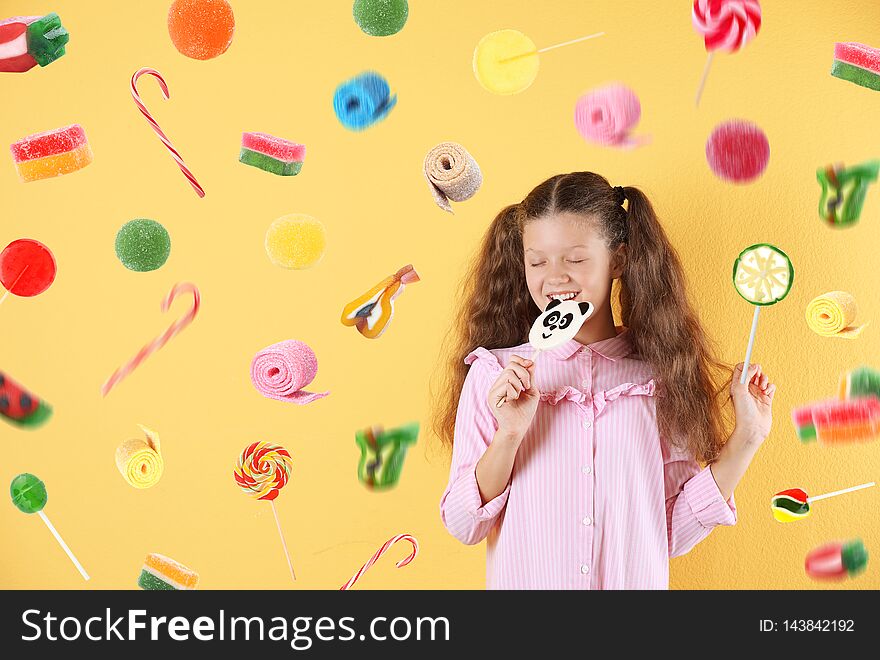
[0,239,57,297]
[705,120,769,183]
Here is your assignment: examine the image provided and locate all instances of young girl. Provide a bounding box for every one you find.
[434,172,776,589]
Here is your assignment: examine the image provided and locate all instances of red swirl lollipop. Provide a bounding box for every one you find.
[692,0,762,105]
[0,239,56,305]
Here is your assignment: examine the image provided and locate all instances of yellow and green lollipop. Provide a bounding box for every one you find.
[732,244,794,383]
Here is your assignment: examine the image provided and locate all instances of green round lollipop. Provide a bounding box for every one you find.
[115,219,171,272]
[353,0,408,37]
[10,473,47,514]
[732,243,794,305]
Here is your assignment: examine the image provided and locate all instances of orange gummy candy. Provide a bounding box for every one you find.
[167,0,235,60]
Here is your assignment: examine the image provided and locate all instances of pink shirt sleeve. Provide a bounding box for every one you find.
[440,355,511,546]
[661,434,737,558]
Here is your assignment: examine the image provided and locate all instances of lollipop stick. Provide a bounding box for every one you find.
[695,52,715,107]
[37,511,89,581]
[740,306,760,384]
[498,32,605,64]
[0,264,29,307]
[808,482,875,503]
[270,500,296,581]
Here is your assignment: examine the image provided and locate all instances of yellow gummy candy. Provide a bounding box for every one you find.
[805,291,866,339]
[473,29,539,95]
[15,143,93,183]
[265,214,327,269]
[115,425,163,489]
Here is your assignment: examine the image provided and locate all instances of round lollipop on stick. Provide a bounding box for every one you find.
[732,244,793,384]
[473,29,605,95]
[10,473,89,580]
[496,298,594,407]
[692,0,762,106]
[234,441,296,580]
[0,238,56,308]
[771,481,875,523]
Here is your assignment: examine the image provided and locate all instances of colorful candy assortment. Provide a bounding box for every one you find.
[4,3,878,590]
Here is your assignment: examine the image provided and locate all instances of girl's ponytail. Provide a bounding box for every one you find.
[619,186,729,462]
[431,204,538,450]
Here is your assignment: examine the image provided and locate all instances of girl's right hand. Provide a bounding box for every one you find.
[488,355,540,442]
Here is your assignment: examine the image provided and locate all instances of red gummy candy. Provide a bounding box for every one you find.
[706,120,770,183]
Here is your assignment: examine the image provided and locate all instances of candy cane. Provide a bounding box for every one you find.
[130,67,205,198]
[101,282,201,397]
[339,534,419,590]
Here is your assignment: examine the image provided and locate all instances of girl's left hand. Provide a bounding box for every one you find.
[730,362,777,443]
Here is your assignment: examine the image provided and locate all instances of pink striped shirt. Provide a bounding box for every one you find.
[440,328,737,589]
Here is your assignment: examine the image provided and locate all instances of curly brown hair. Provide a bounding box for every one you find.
[431,171,732,463]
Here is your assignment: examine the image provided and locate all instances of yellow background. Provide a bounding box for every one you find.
[2,0,879,590]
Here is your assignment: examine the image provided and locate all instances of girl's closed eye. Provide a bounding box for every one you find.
[529,261,546,267]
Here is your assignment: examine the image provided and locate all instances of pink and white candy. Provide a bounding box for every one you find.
[130,67,205,198]
[574,84,647,149]
[101,282,201,397]
[339,534,419,590]
[692,0,761,53]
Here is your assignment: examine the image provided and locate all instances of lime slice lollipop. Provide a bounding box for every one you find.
[732,243,794,384]
[732,243,793,305]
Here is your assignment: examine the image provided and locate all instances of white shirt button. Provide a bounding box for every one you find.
[580,564,590,574]
[582,516,592,526]
[582,466,592,475]
[581,380,589,388]
[583,420,592,429]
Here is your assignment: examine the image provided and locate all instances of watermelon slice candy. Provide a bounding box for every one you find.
[0,371,52,428]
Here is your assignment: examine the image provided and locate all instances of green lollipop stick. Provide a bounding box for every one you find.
[732,244,794,384]
[10,473,90,581]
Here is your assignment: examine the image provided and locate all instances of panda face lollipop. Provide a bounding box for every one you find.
[529,298,594,350]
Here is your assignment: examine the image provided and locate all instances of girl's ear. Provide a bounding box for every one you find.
[610,244,627,279]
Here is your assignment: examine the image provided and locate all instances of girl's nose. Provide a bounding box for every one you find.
[547,263,570,283]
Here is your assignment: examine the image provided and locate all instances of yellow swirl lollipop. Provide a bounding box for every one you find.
[115,425,164,489]
[233,441,296,580]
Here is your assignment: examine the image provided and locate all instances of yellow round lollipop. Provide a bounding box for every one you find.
[265,214,327,269]
[473,29,539,95]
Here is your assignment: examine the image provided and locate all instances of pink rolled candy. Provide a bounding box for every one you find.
[574,84,648,149]
[250,340,329,405]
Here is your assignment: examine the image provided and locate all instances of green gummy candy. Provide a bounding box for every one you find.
[831,60,880,92]
[796,424,817,443]
[842,539,869,576]
[27,13,69,67]
[239,149,303,176]
[138,570,175,590]
[846,366,880,400]
[115,219,171,272]
[353,0,408,37]
[10,473,47,514]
